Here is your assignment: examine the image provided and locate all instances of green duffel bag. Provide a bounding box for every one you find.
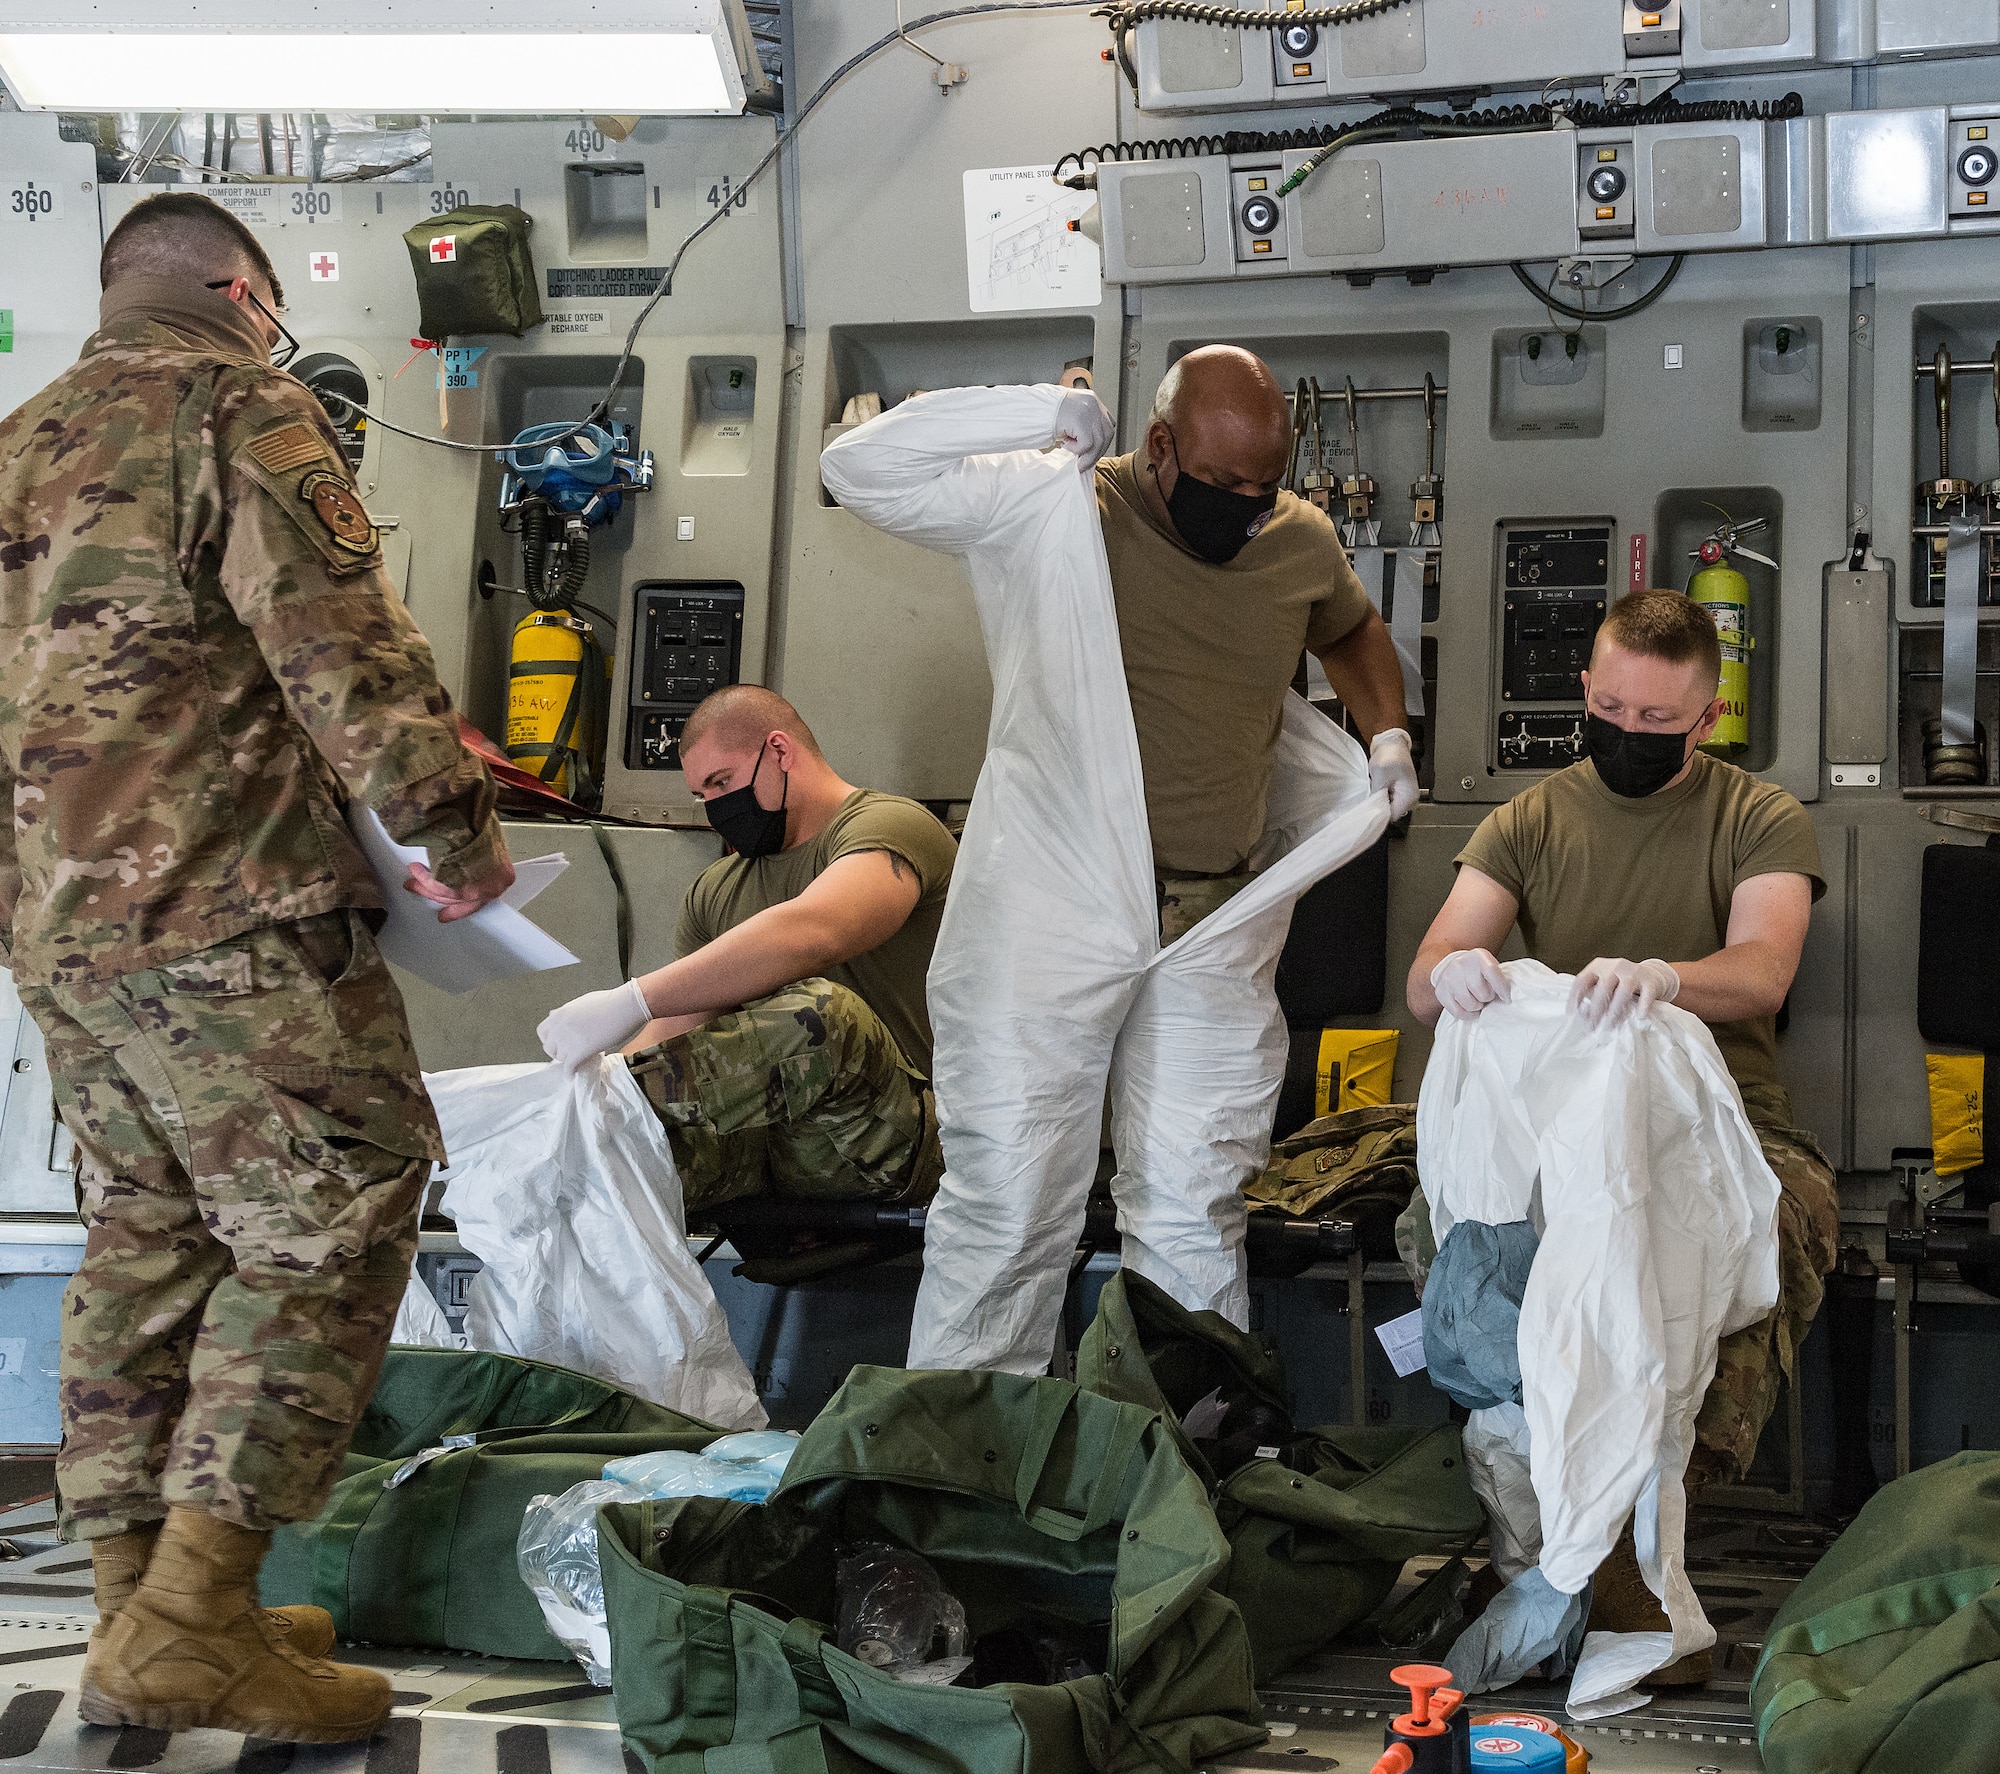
[1077,1270,1482,1680]
[600,1364,1266,1774]
[260,1346,720,1657]
[1751,1450,2000,1773]
[402,203,544,338]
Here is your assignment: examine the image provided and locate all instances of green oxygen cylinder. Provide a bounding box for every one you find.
[1689,539,1751,753]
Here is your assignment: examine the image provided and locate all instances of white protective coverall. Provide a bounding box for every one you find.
[819,385,1391,1373]
[1418,960,1782,1718]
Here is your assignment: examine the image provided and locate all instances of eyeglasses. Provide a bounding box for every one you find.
[204,279,299,370]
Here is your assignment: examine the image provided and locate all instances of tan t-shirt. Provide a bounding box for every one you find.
[675,790,957,1076]
[1455,752,1825,1114]
[1095,452,1372,875]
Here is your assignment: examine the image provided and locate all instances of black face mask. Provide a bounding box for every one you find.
[702,738,790,857]
[1585,711,1700,798]
[1160,434,1277,565]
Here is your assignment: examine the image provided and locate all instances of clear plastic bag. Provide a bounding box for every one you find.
[600,1436,798,1502]
[836,1543,968,1682]
[524,1442,808,1684]
[517,1479,650,1686]
[704,1430,802,1477]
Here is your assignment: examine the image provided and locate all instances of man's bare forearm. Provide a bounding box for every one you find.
[1313,607,1407,742]
[635,905,831,1023]
[1666,943,1795,1023]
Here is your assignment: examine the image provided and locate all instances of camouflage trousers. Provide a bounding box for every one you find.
[1157,871,1254,946]
[23,910,441,1541]
[625,978,942,1216]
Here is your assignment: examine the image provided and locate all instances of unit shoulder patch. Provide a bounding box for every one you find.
[245,421,334,476]
[297,468,378,557]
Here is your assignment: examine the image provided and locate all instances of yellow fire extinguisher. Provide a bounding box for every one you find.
[506,609,606,802]
[1687,508,1774,756]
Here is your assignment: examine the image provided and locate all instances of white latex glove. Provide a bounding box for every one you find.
[1054,388,1114,472]
[1430,949,1511,1021]
[1568,957,1680,1030]
[537,978,652,1074]
[1369,727,1420,819]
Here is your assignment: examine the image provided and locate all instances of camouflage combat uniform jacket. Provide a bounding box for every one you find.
[0,275,501,989]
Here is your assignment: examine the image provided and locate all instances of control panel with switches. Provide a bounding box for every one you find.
[625,581,745,771]
[1499,710,1592,770]
[1504,597,1606,701]
[1497,523,1612,770]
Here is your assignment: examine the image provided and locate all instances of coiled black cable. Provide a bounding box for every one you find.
[1053,90,1804,184]
[1094,0,1407,27]
[1573,89,1805,125]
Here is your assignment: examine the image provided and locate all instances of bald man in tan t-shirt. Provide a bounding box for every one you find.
[1097,345,1416,935]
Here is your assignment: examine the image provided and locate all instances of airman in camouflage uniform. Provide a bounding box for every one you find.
[0,192,510,1742]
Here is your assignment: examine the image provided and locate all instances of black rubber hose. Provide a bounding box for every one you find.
[1511,253,1686,322]
[558,521,592,608]
[520,498,548,603]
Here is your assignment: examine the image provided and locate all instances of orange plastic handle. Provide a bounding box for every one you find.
[1388,1663,1457,1732]
[1369,1747,1415,1774]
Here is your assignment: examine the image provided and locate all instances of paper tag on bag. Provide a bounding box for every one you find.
[1376,1308,1428,1378]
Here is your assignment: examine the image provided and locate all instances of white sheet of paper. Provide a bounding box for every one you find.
[1376,1308,1428,1378]
[350,807,581,995]
[499,852,569,911]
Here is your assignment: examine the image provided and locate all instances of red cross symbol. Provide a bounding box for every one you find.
[310,253,338,281]
[430,235,457,262]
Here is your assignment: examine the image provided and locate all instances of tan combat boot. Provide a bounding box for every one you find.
[1585,1520,1712,1687]
[85,1524,338,1656]
[78,1507,391,1742]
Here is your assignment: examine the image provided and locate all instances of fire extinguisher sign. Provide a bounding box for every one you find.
[1629,533,1648,596]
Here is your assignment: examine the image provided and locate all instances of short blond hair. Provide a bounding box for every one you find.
[1596,589,1722,685]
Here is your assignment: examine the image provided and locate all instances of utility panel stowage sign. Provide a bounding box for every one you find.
[962,166,1101,314]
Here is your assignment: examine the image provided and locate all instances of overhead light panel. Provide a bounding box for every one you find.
[0,2,752,115]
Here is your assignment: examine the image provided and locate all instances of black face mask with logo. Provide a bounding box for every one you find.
[702,738,789,857]
[1160,433,1278,565]
[1584,712,1700,798]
